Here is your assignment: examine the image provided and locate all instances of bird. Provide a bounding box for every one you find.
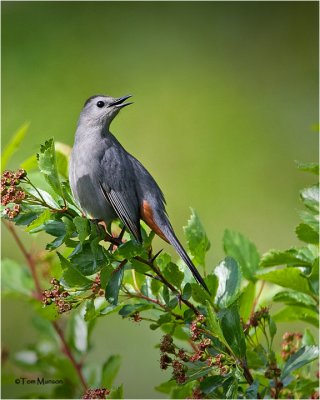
[69,94,208,292]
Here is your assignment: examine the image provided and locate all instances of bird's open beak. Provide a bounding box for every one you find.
[109,95,133,109]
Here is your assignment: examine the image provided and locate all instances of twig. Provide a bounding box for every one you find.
[3,220,88,391]
[124,289,183,320]
[134,255,200,316]
[4,220,42,297]
[52,321,88,391]
[251,281,266,315]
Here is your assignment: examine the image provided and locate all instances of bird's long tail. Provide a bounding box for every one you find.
[161,224,209,293]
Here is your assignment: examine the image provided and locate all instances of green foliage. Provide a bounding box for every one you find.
[223,229,260,281]
[1,138,319,399]
[184,208,210,266]
[1,122,30,170]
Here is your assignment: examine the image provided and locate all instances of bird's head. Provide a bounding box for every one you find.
[79,94,133,128]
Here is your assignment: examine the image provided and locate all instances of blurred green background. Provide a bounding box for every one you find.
[2,1,318,398]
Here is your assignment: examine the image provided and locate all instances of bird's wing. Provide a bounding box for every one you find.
[99,146,142,243]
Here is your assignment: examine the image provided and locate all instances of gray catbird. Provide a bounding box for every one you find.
[69,94,208,292]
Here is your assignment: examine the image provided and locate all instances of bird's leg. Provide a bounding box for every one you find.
[118,226,126,241]
[108,225,126,251]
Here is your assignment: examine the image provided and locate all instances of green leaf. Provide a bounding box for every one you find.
[55,142,71,179]
[273,305,318,327]
[260,248,313,268]
[156,252,171,269]
[183,208,210,266]
[225,378,238,399]
[273,290,317,308]
[27,186,60,208]
[70,241,107,276]
[300,185,319,213]
[206,301,229,348]
[84,299,97,322]
[295,223,319,244]
[223,230,260,281]
[163,262,184,288]
[1,122,29,170]
[268,316,277,342]
[162,285,170,304]
[214,257,242,307]
[101,355,121,388]
[154,380,177,395]
[296,161,319,175]
[299,210,319,232]
[32,315,58,343]
[302,328,316,346]
[100,264,115,289]
[182,282,192,300]
[109,385,123,399]
[309,259,319,295]
[11,204,45,226]
[239,282,256,322]
[200,375,226,394]
[185,363,213,382]
[58,253,92,290]
[219,302,246,358]
[171,382,194,399]
[191,282,212,305]
[118,303,152,317]
[73,216,90,243]
[256,267,313,296]
[1,259,34,296]
[246,347,268,369]
[113,240,144,260]
[105,265,125,305]
[245,380,260,399]
[281,346,319,380]
[205,274,219,299]
[25,209,52,232]
[37,138,64,197]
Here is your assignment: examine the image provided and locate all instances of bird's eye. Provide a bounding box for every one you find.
[96,101,105,108]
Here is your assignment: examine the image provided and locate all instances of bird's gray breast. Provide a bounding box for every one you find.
[69,137,117,222]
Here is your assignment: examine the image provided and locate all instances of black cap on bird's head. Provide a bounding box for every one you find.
[80,94,133,128]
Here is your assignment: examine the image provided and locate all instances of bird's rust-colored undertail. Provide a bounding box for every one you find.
[140,200,169,243]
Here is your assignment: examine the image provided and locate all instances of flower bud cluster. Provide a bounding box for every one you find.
[92,274,104,297]
[82,388,110,399]
[131,313,142,323]
[242,307,270,334]
[264,362,281,379]
[42,278,71,314]
[280,332,302,361]
[1,169,27,219]
[190,387,202,399]
[190,314,206,341]
[159,334,187,384]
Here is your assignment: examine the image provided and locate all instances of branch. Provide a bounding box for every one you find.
[251,281,266,315]
[3,220,88,391]
[53,321,88,391]
[134,255,200,316]
[4,220,42,297]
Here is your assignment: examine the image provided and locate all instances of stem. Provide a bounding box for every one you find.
[251,281,265,315]
[4,220,42,297]
[124,288,183,320]
[3,221,88,391]
[52,321,88,391]
[134,255,200,316]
